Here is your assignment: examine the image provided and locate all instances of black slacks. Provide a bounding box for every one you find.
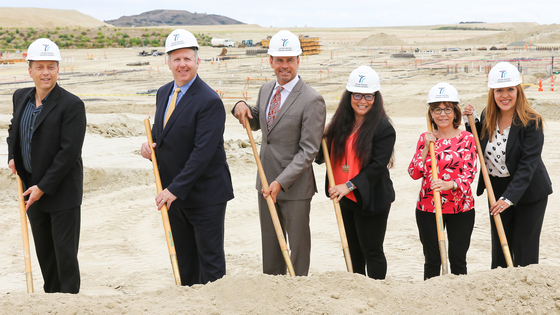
[340,198,389,280]
[27,207,81,293]
[489,176,547,268]
[416,209,475,280]
[168,202,227,286]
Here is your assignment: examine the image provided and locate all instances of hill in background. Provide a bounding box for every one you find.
[0,7,110,28]
[105,10,244,27]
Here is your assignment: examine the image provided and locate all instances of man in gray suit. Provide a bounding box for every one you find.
[233,30,326,276]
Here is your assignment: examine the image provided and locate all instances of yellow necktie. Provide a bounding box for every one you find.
[164,88,181,127]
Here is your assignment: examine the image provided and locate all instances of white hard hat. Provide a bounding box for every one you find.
[488,62,522,89]
[267,30,302,57]
[165,29,199,54]
[346,66,381,94]
[427,82,460,104]
[26,38,62,61]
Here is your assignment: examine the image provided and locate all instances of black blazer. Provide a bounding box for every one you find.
[468,110,552,205]
[7,84,86,213]
[318,118,396,214]
[152,76,234,209]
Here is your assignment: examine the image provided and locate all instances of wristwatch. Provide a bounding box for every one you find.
[499,197,513,206]
[346,181,355,191]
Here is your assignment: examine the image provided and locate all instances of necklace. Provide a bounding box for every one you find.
[342,129,356,173]
[342,159,349,173]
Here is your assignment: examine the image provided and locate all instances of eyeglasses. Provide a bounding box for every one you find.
[431,107,454,115]
[352,93,375,101]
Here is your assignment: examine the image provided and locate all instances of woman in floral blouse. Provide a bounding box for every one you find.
[408,82,477,279]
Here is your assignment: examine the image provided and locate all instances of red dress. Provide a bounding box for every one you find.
[408,131,477,214]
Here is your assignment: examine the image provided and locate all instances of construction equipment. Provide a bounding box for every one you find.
[257,36,272,48]
[241,39,254,47]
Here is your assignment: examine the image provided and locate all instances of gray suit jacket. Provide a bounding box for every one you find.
[245,76,326,200]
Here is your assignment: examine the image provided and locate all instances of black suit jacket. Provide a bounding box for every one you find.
[319,118,396,214]
[468,110,552,205]
[7,84,86,213]
[152,76,233,209]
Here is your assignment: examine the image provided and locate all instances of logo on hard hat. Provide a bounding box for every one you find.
[281,39,289,47]
[358,75,366,83]
[174,34,181,41]
[43,44,50,51]
[500,70,507,78]
[439,87,446,94]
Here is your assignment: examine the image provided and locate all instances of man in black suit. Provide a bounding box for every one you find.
[141,29,234,286]
[7,39,86,293]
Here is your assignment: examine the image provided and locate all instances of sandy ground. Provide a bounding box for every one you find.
[1,24,560,314]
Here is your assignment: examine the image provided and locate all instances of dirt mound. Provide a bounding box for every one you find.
[356,33,406,46]
[0,7,111,28]
[2,265,560,314]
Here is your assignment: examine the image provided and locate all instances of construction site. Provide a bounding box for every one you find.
[1,15,560,314]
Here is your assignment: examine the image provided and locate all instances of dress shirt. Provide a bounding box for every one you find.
[19,89,49,173]
[265,75,299,117]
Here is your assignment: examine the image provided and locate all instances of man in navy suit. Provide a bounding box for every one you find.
[7,39,86,293]
[141,29,233,286]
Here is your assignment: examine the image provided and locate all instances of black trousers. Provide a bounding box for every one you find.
[26,207,81,293]
[489,176,547,268]
[168,202,227,286]
[340,198,389,280]
[416,209,475,280]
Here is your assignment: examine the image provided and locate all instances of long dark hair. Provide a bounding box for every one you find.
[324,90,394,168]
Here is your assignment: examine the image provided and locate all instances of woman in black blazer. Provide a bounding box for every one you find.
[464,62,552,268]
[318,66,395,279]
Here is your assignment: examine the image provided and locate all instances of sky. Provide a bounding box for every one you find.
[3,1,560,28]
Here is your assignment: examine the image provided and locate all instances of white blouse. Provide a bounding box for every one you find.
[485,122,510,177]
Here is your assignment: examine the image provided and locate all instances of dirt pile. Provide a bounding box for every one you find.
[356,33,406,46]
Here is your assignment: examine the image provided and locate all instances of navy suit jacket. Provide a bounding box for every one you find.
[152,76,233,209]
[7,84,86,213]
[468,110,552,205]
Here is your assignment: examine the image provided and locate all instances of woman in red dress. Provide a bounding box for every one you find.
[408,82,477,279]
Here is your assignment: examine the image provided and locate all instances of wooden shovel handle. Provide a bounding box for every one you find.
[467,114,513,267]
[426,114,449,275]
[144,118,182,285]
[321,139,353,273]
[17,175,34,293]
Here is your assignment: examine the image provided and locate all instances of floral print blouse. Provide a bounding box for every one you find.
[408,131,477,214]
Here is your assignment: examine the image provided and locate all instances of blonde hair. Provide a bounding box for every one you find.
[481,84,543,139]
